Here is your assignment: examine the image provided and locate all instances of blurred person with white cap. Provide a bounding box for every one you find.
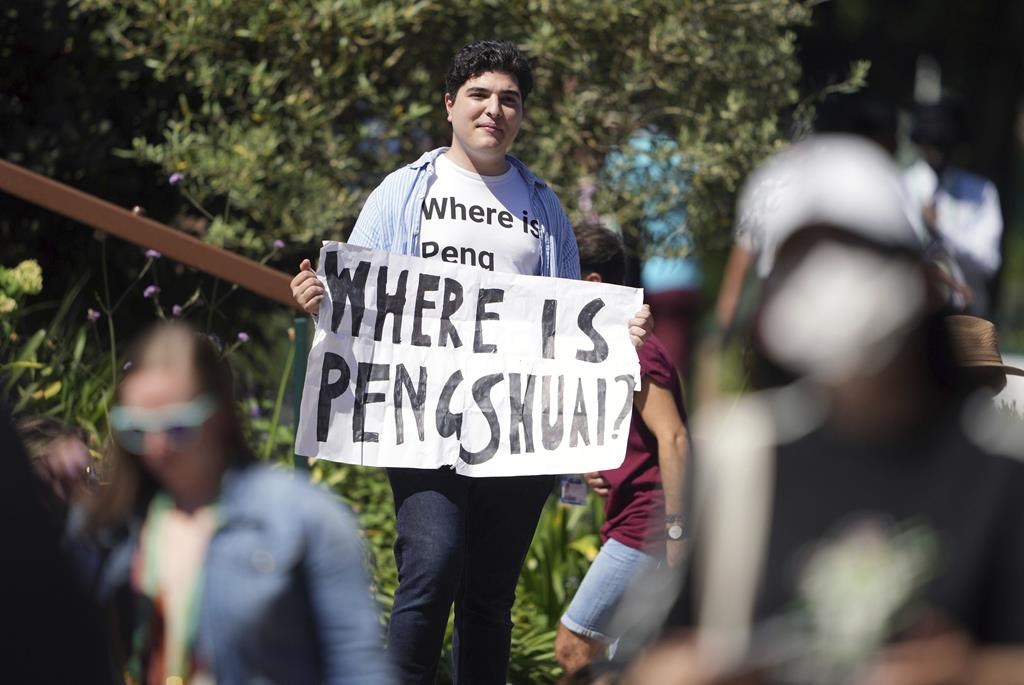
[617,135,1024,685]
[704,127,931,405]
[711,106,913,341]
[713,100,979,350]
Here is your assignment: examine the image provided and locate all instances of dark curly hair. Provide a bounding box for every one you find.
[445,40,534,102]
[574,223,626,287]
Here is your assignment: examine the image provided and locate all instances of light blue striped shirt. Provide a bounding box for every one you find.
[348,148,581,280]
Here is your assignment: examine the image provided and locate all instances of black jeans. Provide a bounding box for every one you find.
[385,467,554,685]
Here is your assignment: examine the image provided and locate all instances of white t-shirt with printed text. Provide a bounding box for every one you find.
[419,153,542,275]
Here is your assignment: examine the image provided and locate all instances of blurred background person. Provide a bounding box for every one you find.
[1,403,110,684]
[627,135,1024,685]
[555,224,690,676]
[816,95,972,312]
[15,414,94,523]
[903,101,1004,318]
[85,322,393,685]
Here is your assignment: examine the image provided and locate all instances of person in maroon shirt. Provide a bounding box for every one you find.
[555,224,690,675]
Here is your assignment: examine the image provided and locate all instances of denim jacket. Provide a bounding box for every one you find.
[348,147,582,280]
[96,465,394,685]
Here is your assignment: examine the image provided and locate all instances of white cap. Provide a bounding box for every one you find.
[737,134,921,273]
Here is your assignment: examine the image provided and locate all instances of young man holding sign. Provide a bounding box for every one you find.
[291,40,651,685]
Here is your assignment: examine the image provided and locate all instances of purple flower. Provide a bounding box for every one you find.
[144,249,161,259]
[237,331,250,343]
[273,239,286,250]
[86,308,100,322]
[123,361,133,371]
[168,172,184,186]
[171,304,183,317]
[143,285,160,299]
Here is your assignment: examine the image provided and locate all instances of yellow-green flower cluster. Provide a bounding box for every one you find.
[2,259,43,295]
[0,260,44,316]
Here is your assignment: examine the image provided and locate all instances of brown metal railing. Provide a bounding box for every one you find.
[1,158,312,467]
[0,159,301,312]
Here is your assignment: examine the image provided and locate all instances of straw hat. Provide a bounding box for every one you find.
[946,315,1024,392]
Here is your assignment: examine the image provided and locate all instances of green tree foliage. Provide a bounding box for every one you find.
[75,0,811,256]
[0,0,169,190]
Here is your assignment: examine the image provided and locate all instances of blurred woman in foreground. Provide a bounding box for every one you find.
[87,322,393,685]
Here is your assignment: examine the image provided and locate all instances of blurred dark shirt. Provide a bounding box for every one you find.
[667,414,1024,655]
[0,402,110,683]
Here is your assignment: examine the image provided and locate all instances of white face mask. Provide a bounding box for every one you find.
[759,242,926,385]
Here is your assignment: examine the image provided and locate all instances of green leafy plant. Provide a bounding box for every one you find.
[0,239,295,460]
[0,262,111,435]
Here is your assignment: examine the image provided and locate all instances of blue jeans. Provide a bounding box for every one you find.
[561,537,659,642]
[386,467,554,685]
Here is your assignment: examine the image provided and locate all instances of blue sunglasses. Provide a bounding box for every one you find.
[110,395,217,455]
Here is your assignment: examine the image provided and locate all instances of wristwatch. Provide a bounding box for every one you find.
[665,515,684,541]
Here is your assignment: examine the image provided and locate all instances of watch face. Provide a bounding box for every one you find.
[667,524,684,540]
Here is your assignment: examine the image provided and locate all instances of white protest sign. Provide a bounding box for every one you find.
[295,242,642,477]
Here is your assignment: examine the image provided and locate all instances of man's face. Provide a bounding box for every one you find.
[445,71,524,167]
